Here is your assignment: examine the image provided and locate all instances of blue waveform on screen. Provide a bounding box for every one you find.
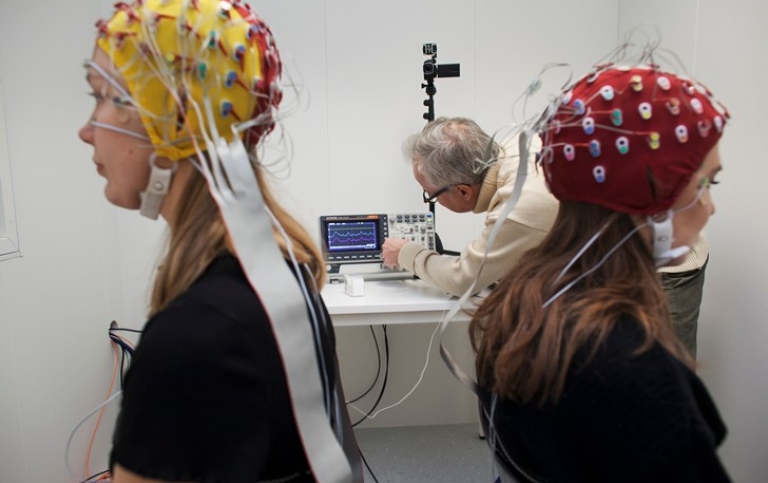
[328,223,378,251]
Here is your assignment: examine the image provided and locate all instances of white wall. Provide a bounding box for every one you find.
[0,0,765,482]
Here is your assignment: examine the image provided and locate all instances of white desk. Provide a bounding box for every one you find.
[323,278,482,429]
[321,279,472,327]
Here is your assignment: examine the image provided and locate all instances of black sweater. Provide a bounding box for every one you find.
[110,255,359,482]
[480,317,730,482]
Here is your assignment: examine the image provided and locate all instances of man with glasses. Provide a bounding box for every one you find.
[381,117,706,359]
[380,117,558,296]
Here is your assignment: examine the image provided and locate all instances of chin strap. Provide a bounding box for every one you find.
[139,154,176,220]
[648,210,690,267]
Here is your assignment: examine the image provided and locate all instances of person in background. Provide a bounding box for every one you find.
[470,59,731,482]
[380,117,558,296]
[78,0,361,481]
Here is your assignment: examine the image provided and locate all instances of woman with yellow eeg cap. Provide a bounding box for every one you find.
[79,1,362,481]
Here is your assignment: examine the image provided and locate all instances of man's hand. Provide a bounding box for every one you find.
[381,237,408,268]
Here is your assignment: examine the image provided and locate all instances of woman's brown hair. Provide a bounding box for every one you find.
[149,152,326,316]
[469,202,693,407]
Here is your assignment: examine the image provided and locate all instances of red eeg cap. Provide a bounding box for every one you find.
[539,66,730,215]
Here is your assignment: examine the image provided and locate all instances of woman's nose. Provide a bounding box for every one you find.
[79,119,95,145]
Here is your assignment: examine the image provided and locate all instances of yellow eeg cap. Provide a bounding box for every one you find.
[95,0,283,161]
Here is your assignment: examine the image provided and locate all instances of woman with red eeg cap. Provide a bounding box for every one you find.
[469,62,731,482]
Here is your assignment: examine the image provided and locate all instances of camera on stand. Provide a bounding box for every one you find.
[420,43,461,256]
[421,43,460,121]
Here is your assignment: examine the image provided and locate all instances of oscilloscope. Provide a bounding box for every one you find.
[319,212,436,276]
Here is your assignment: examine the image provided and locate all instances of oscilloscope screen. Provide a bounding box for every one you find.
[326,221,379,252]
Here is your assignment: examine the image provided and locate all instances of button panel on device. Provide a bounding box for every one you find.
[388,212,435,250]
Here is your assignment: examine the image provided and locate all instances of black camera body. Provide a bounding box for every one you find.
[423,57,437,77]
[422,43,460,81]
[421,43,460,121]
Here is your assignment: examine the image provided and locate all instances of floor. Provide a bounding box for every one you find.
[355,423,495,482]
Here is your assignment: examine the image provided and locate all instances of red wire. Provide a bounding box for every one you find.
[84,340,120,478]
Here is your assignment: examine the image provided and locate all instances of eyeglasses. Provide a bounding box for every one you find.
[422,185,455,203]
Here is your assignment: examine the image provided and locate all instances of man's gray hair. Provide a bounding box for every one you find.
[403,117,500,188]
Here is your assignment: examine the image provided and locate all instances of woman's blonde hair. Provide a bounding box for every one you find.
[150,154,325,315]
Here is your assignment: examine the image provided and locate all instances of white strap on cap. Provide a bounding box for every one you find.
[205,137,353,483]
[648,210,690,266]
[139,154,175,220]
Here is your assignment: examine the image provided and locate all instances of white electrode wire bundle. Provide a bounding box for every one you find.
[434,60,578,398]
[435,128,532,396]
[189,86,354,483]
[198,136,352,483]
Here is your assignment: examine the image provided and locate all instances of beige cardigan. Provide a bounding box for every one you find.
[397,136,559,296]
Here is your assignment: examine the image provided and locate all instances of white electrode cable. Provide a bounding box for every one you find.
[347,314,444,421]
[65,391,123,480]
[265,204,332,413]
[437,130,534,397]
[542,178,709,307]
[89,120,151,141]
[85,60,134,106]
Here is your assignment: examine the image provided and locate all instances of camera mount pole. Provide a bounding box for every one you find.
[421,46,439,217]
[421,43,459,124]
[421,43,439,123]
[420,44,460,254]
[422,70,437,122]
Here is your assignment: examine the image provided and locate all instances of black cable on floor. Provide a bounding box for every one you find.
[348,326,382,404]
[351,325,389,427]
[359,448,380,483]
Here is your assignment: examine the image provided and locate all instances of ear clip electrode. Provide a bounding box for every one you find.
[139,154,176,220]
[647,211,690,266]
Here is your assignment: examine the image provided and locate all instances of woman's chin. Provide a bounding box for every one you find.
[105,188,142,211]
